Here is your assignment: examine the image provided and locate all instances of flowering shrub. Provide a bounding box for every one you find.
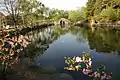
[64,52,112,80]
[0,35,32,78]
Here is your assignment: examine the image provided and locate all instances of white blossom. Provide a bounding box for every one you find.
[75,57,83,62]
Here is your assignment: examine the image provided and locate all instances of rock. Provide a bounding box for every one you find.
[116,21,120,24]
[28,64,39,69]
[20,58,34,68]
[77,21,82,24]
[51,73,73,80]
[41,65,57,74]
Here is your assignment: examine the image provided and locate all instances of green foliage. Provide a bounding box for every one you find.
[116,9,120,20]
[68,7,87,22]
[48,9,68,21]
[86,0,120,21]
[80,7,88,20]
[64,57,75,65]
[99,7,117,21]
[0,0,48,26]
[19,0,47,26]
[86,0,96,18]
[93,0,103,16]
[68,10,81,22]
[115,0,120,4]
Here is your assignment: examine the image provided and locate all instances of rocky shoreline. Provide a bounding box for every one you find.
[0,22,54,37]
[74,21,120,29]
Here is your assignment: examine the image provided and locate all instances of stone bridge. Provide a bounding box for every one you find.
[57,18,71,25]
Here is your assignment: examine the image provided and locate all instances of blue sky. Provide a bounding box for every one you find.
[40,0,88,10]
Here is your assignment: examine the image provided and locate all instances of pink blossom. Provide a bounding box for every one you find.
[88,73,94,77]
[84,59,89,63]
[82,68,92,75]
[5,48,8,51]
[7,41,14,45]
[101,73,107,80]
[82,68,88,75]
[106,73,112,79]
[86,68,92,73]
[101,75,106,80]
[94,72,100,78]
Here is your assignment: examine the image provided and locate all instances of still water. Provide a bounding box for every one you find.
[25,26,120,80]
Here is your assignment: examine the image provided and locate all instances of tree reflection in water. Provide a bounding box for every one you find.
[24,26,120,61]
[77,27,120,54]
[25,26,70,59]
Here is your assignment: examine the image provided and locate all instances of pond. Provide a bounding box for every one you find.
[23,25,120,80]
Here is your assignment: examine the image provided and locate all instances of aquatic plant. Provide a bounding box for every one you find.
[64,52,112,80]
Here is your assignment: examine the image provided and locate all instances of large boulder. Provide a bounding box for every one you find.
[116,21,120,24]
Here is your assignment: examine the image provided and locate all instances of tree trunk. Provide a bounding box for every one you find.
[1,64,7,80]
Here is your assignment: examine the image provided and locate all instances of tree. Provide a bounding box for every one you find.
[68,10,81,22]
[0,0,21,26]
[86,0,120,21]
[80,7,87,20]
[19,0,46,26]
[68,7,87,22]
[47,8,68,21]
[117,9,120,20]
[47,8,59,20]
[0,0,46,27]
[86,0,96,19]
[0,12,6,28]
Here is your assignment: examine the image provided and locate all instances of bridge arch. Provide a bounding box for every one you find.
[58,18,71,25]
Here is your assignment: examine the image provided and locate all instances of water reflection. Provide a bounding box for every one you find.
[25,26,120,58]
[26,26,70,59]
[24,26,120,80]
[80,27,120,54]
